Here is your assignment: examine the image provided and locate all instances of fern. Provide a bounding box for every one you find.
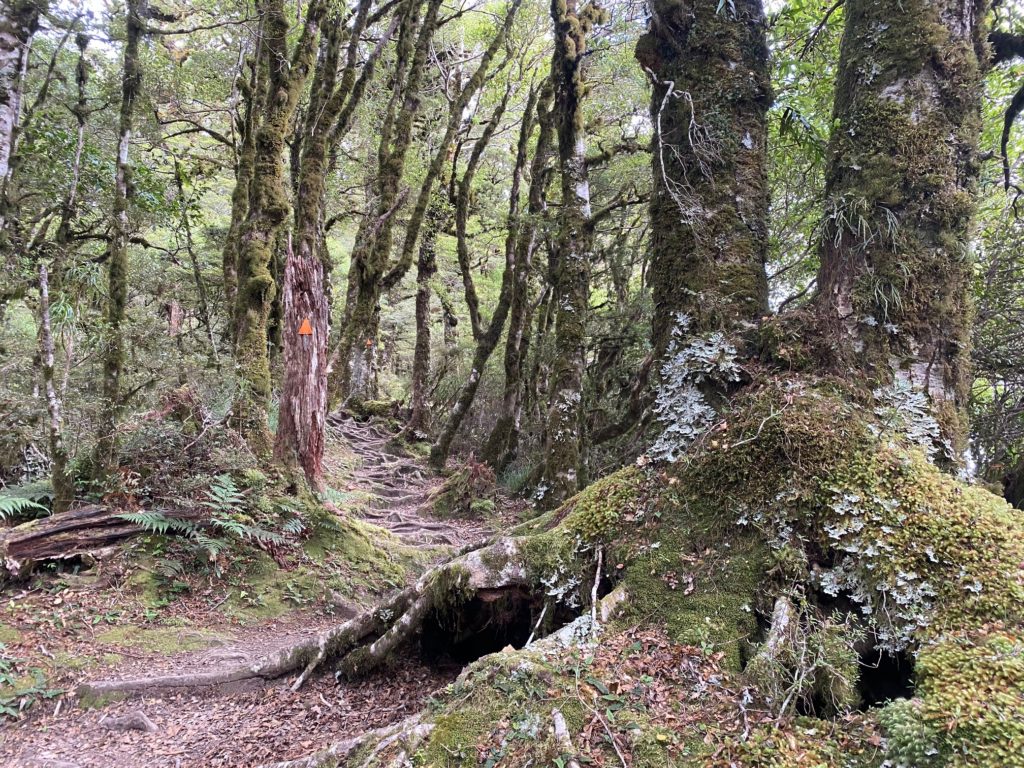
[200,474,246,515]
[210,515,284,544]
[282,516,306,535]
[117,510,194,536]
[0,496,48,522]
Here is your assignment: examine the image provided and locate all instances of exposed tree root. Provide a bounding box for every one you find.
[76,585,417,700]
[258,715,434,768]
[77,537,534,700]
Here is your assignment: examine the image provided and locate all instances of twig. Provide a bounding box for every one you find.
[590,547,603,635]
[525,601,548,646]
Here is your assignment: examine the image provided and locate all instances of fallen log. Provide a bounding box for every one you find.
[0,505,143,578]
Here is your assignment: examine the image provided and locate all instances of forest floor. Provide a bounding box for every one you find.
[0,416,495,767]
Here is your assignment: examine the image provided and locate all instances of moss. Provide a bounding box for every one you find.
[902,629,1024,767]
[95,626,220,654]
[559,466,647,542]
[427,564,475,625]
[0,623,21,645]
[76,689,128,710]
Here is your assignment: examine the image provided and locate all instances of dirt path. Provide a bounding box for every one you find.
[0,416,485,768]
[328,414,490,548]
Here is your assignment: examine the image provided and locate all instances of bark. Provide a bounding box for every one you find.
[94,0,144,477]
[231,0,325,456]
[172,156,218,367]
[536,0,604,508]
[814,0,987,448]
[332,0,443,405]
[38,263,72,513]
[427,90,523,469]
[0,0,43,236]
[482,84,554,470]
[276,0,391,487]
[635,0,771,358]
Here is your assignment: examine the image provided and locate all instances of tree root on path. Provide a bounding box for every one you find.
[76,537,536,700]
[258,714,434,768]
[76,584,417,700]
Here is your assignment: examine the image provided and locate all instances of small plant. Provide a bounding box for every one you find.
[0,644,62,719]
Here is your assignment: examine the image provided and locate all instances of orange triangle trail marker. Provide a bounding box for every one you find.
[298,318,313,336]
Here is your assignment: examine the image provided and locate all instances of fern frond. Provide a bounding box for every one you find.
[0,497,48,522]
[116,511,194,535]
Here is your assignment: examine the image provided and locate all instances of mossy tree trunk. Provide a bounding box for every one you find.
[231,0,325,457]
[536,0,605,508]
[41,31,89,514]
[635,0,771,358]
[276,0,391,487]
[331,0,442,406]
[406,196,446,435]
[94,0,144,477]
[37,263,72,512]
[0,0,43,237]
[814,0,987,448]
[221,47,263,319]
[482,84,554,471]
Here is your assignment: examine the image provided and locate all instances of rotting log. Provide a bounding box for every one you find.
[0,505,144,577]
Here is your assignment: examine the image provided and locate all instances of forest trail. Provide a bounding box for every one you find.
[0,416,486,768]
[327,414,490,548]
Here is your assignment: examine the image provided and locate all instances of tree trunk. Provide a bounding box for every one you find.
[38,263,72,513]
[635,0,771,357]
[0,0,43,236]
[276,0,390,485]
[536,0,603,508]
[482,84,554,471]
[231,0,325,456]
[406,200,444,435]
[94,0,143,477]
[332,0,442,405]
[814,0,987,449]
[172,156,219,367]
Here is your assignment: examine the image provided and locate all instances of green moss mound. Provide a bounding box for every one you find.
[349,382,1024,767]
